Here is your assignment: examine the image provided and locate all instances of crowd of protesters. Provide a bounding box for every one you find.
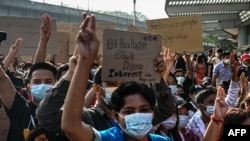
[1,12,250,141]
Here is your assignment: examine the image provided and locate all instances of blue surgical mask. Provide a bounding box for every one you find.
[31,84,53,102]
[204,105,214,117]
[161,114,177,129]
[168,85,177,95]
[178,115,189,129]
[176,76,185,84]
[119,113,153,139]
[103,87,117,105]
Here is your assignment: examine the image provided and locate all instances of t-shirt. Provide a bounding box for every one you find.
[5,93,37,141]
[92,127,172,141]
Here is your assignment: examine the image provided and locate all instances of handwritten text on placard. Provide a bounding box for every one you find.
[147,15,203,53]
[102,29,161,83]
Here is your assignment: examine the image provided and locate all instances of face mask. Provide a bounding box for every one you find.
[178,115,189,129]
[103,87,117,105]
[242,63,250,68]
[176,76,185,84]
[119,113,153,139]
[161,114,177,129]
[91,69,97,76]
[168,85,177,95]
[31,84,53,102]
[203,105,214,117]
[223,59,230,64]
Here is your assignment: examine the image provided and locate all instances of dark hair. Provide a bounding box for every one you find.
[92,66,102,85]
[28,62,57,80]
[168,72,177,84]
[174,69,186,76]
[218,108,250,141]
[222,51,230,58]
[195,87,216,104]
[27,126,55,141]
[110,81,156,112]
[56,63,69,81]
[218,80,230,94]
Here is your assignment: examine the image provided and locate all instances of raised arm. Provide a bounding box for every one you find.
[3,38,23,72]
[0,62,16,110]
[61,13,99,141]
[203,86,228,141]
[162,48,174,83]
[33,13,51,63]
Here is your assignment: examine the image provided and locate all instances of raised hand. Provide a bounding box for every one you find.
[40,13,51,41]
[214,86,228,120]
[163,47,174,71]
[9,38,23,55]
[76,13,99,66]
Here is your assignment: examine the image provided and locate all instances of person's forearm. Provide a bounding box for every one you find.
[186,60,193,79]
[84,86,97,108]
[62,59,91,131]
[33,39,48,63]
[3,53,16,71]
[0,65,16,109]
[203,120,221,141]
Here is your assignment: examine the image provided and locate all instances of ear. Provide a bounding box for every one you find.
[27,83,31,92]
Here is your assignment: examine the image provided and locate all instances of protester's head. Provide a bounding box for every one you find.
[174,69,186,84]
[26,126,55,141]
[176,84,184,98]
[240,53,250,67]
[56,63,69,81]
[196,87,217,118]
[202,77,212,87]
[196,54,204,63]
[222,51,230,65]
[192,53,197,62]
[110,81,156,139]
[216,48,223,58]
[176,97,190,129]
[27,62,57,103]
[189,84,203,103]
[166,73,178,95]
[93,66,122,107]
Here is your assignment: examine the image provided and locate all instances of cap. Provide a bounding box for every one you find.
[241,53,250,61]
[202,77,211,85]
[189,84,203,94]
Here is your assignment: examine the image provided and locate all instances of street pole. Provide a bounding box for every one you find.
[133,0,136,26]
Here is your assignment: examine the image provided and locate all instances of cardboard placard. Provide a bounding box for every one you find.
[146,15,203,53]
[127,24,145,32]
[69,22,116,55]
[102,29,161,83]
[0,16,58,56]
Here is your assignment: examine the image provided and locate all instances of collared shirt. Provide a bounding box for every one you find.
[213,62,232,85]
[185,111,205,141]
[225,80,240,108]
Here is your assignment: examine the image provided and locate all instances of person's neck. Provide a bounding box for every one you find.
[125,134,149,141]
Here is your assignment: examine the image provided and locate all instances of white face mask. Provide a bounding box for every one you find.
[119,113,153,139]
[168,85,177,95]
[204,105,214,117]
[223,59,230,64]
[242,63,250,67]
[103,87,117,105]
[176,76,185,84]
[178,115,189,129]
[161,114,177,129]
